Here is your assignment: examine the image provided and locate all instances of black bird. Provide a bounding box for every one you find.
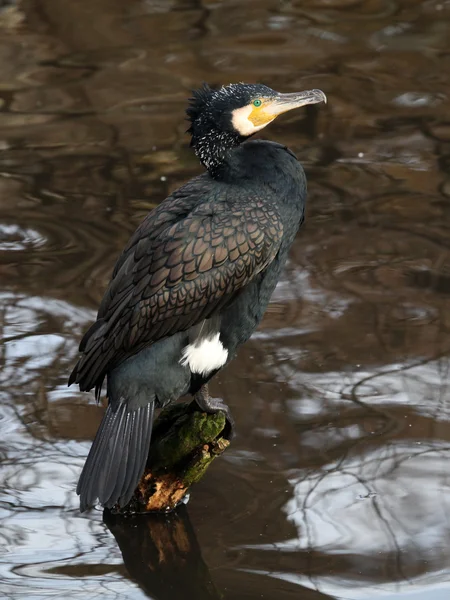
[69,82,326,511]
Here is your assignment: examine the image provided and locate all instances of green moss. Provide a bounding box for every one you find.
[148,404,226,470]
[123,402,231,512]
[183,451,215,486]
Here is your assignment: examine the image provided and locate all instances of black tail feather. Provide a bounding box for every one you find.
[97,407,128,503]
[118,405,153,506]
[77,402,154,512]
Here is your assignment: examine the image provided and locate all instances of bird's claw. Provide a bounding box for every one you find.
[193,386,235,440]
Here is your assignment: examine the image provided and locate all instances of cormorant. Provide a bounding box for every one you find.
[69,82,326,512]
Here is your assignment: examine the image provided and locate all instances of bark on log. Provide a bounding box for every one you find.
[109,401,230,514]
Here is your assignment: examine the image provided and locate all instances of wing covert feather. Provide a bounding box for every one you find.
[71,188,283,392]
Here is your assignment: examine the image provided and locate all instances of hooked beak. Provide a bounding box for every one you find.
[265,89,327,117]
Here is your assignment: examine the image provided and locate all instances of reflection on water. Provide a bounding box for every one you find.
[1,0,450,598]
[104,507,222,600]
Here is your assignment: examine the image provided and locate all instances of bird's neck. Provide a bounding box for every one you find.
[191,126,244,177]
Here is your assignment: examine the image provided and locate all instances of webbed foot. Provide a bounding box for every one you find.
[193,384,235,440]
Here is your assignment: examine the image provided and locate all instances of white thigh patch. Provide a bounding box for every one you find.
[180,333,228,376]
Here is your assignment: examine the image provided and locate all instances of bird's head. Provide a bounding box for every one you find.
[186,82,326,172]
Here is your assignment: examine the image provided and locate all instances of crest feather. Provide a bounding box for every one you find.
[186,83,216,131]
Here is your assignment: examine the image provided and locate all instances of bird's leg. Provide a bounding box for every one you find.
[193,384,235,440]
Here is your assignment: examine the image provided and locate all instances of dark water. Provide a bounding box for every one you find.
[1,0,450,598]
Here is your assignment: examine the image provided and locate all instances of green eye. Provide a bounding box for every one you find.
[253,99,262,107]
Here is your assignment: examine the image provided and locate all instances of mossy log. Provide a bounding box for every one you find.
[111,402,230,514]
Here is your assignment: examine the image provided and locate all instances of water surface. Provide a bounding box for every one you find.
[1,0,450,598]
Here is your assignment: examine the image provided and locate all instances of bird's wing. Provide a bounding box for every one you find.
[69,189,283,394]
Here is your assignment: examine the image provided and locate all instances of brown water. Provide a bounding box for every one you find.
[1,0,450,598]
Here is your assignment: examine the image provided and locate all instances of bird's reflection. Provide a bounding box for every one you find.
[104,505,221,600]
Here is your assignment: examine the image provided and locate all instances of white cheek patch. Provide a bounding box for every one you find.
[231,105,273,136]
[180,333,228,376]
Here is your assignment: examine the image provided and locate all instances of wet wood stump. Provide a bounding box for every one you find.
[109,402,230,514]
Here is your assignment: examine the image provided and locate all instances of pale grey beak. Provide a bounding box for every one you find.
[265,89,327,117]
